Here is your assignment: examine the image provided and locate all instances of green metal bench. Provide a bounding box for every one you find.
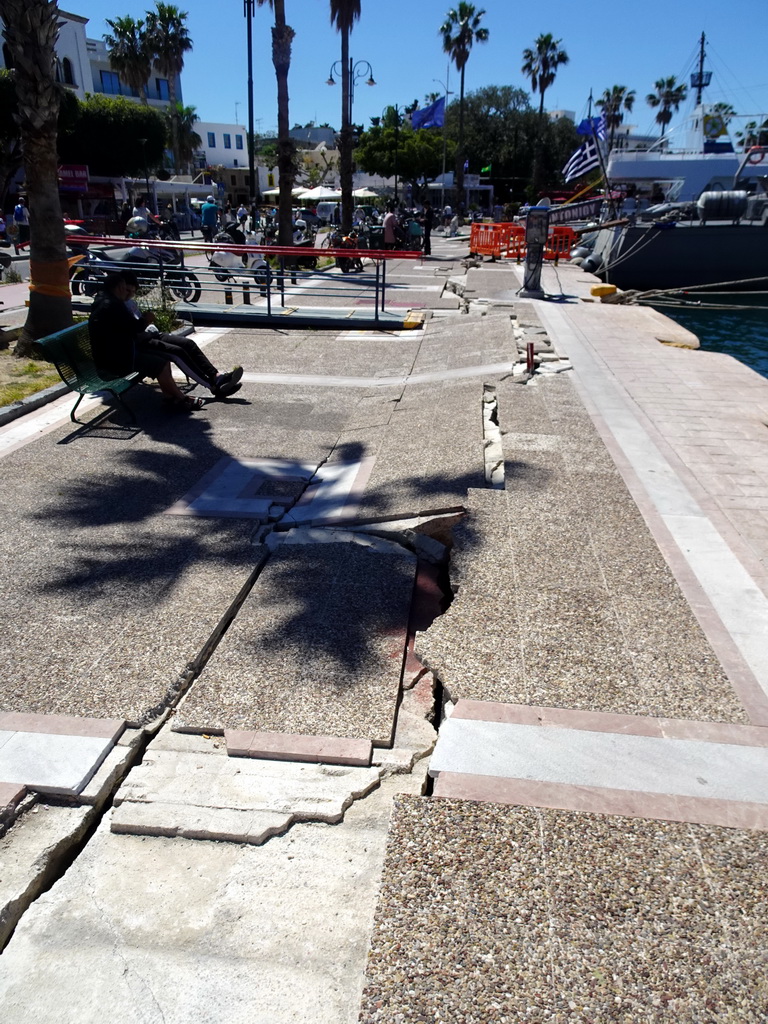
[37,322,140,424]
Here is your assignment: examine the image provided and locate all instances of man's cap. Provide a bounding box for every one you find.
[207,195,214,201]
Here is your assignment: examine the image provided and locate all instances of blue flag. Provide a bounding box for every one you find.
[576,114,606,138]
[411,96,445,130]
[562,136,602,182]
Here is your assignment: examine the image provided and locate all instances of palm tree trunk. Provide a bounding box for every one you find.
[3,0,72,357]
[271,0,295,248]
[455,65,465,214]
[167,77,180,175]
[339,29,353,232]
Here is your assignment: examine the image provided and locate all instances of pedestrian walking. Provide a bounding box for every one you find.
[13,197,30,246]
[422,200,433,256]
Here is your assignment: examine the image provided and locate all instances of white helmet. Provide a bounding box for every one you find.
[295,219,306,230]
[126,216,148,236]
[206,195,215,202]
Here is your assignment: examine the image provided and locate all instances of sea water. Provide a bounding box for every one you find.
[656,297,768,378]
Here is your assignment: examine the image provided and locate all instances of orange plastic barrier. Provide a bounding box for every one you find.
[469,222,527,259]
[544,225,577,261]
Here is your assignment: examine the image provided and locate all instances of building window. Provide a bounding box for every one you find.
[236,135,244,150]
[233,160,238,168]
[208,132,216,148]
[224,134,231,149]
[231,175,237,185]
[100,70,121,95]
[62,57,75,86]
[156,78,170,100]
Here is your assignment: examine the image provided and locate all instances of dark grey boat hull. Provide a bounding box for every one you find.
[594,222,768,292]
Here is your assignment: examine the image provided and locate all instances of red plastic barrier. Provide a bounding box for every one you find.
[544,225,577,261]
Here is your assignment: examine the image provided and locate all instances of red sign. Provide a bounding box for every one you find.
[58,165,89,191]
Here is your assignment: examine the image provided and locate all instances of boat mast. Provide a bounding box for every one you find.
[691,32,711,106]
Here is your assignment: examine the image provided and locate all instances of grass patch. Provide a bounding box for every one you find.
[0,347,61,406]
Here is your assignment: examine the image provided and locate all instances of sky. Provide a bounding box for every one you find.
[66,0,768,139]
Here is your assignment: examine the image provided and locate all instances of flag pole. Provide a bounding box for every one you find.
[588,89,613,216]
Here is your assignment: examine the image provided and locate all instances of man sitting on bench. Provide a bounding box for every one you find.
[88,270,242,412]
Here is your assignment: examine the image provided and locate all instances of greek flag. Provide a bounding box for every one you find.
[411,96,445,129]
[562,136,601,182]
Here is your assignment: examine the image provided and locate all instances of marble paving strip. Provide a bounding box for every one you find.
[239,361,515,389]
[431,771,768,829]
[0,713,126,796]
[430,704,768,829]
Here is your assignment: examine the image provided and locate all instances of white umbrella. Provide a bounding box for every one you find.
[299,185,342,201]
[353,187,379,198]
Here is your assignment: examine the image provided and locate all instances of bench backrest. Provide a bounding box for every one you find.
[38,322,110,391]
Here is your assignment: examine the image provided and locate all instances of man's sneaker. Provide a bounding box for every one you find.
[215,380,242,399]
[215,365,243,389]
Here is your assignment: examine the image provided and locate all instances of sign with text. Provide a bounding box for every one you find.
[58,165,89,191]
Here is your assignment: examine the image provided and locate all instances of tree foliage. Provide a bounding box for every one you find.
[440,2,489,204]
[355,120,452,192]
[440,85,578,200]
[646,76,687,137]
[58,95,167,176]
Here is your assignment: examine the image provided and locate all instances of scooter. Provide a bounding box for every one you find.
[209,224,270,293]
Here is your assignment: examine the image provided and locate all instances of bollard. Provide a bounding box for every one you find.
[242,283,250,305]
[224,286,233,305]
[526,341,535,374]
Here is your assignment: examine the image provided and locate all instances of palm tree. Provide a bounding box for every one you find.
[646,76,687,138]
[521,33,568,197]
[440,3,489,211]
[596,85,635,151]
[256,0,296,247]
[145,3,193,172]
[167,102,201,174]
[1,0,71,357]
[104,15,152,104]
[521,34,569,117]
[330,0,361,234]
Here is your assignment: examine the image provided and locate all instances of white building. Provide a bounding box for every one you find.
[1,9,180,109]
[193,123,249,170]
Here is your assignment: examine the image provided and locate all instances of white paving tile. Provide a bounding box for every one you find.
[429,717,768,804]
[0,731,118,795]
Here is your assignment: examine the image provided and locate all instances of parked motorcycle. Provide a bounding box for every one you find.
[69,243,201,303]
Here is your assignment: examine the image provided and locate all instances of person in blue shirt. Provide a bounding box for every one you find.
[200,196,219,244]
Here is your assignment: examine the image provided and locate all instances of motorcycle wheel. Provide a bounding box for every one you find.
[168,272,202,304]
[214,269,231,283]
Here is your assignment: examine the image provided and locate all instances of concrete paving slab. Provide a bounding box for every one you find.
[174,542,416,743]
[358,797,768,1022]
[110,747,382,842]
[0,803,96,950]
[0,770,427,1024]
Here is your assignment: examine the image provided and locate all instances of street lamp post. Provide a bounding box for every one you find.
[243,0,257,206]
[382,105,403,206]
[137,136,151,209]
[327,58,375,231]
[433,72,454,215]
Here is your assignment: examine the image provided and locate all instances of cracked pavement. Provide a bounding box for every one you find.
[2,232,768,1022]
